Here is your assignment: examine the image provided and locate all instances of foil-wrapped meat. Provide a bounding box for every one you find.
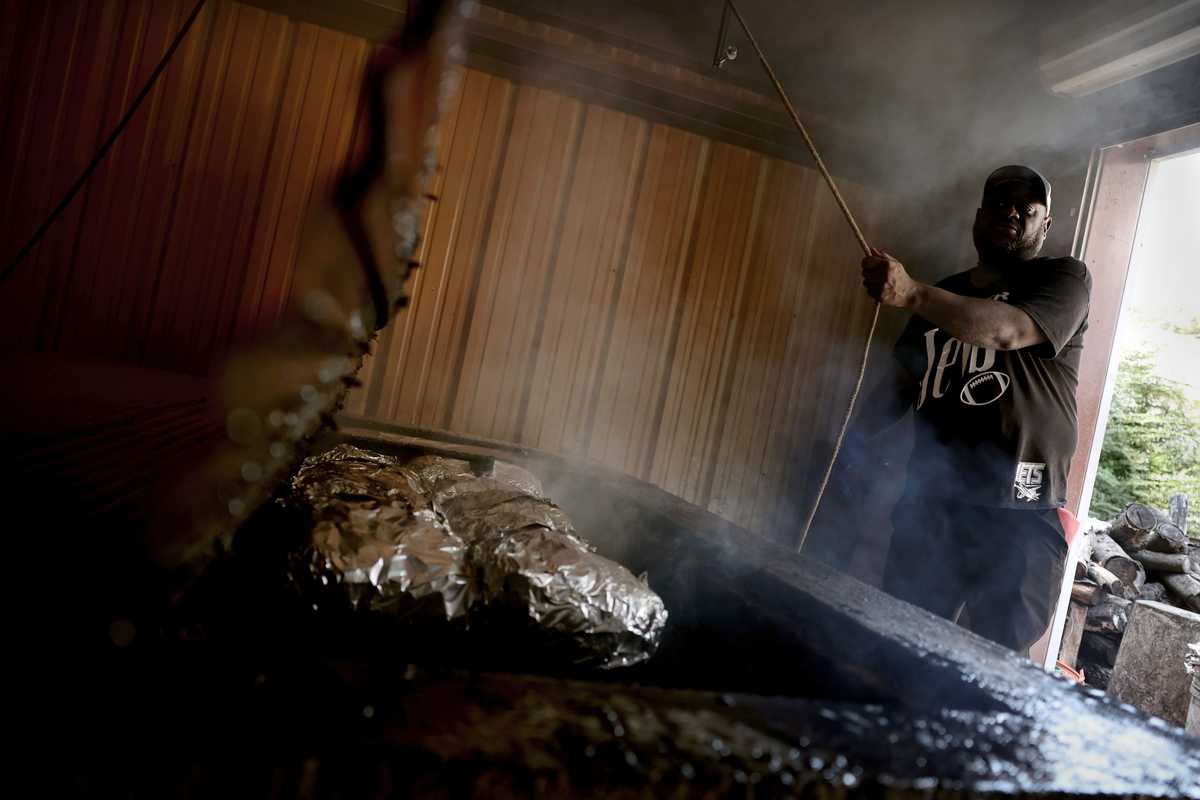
[290,444,667,668]
[291,445,471,620]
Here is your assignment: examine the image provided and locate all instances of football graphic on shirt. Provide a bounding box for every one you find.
[960,370,1011,406]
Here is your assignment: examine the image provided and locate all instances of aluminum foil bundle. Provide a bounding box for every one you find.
[290,445,667,668]
[291,445,470,620]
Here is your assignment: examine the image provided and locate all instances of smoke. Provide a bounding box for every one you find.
[707,0,1195,273]
[390,3,1200,640]
[368,0,1195,641]
[498,5,1171,676]
[684,0,1198,574]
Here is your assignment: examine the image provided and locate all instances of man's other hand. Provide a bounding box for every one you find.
[861,248,920,308]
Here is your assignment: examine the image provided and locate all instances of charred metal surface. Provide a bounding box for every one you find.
[317,420,1198,797]
[286,670,1198,797]
[61,421,1200,797]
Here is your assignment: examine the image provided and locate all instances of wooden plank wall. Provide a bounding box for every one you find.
[347,71,889,538]
[0,0,369,373]
[1,0,888,541]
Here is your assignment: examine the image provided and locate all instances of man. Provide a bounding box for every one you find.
[856,165,1090,652]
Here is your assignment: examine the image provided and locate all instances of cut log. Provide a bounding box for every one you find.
[1085,595,1131,635]
[1109,503,1159,551]
[1074,560,1087,581]
[1071,580,1106,606]
[1138,582,1168,604]
[1108,601,1200,727]
[1081,561,1125,595]
[1145,521,1188,554]
[1091,532,1144,592]
[1129,549,1191,574]
[1079,529,1096,563]
[1169,492,1188,534]
[1162,572,1200,613]
[1057,600,1089,670]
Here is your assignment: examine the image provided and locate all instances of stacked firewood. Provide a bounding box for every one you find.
[1065,494,1199,689]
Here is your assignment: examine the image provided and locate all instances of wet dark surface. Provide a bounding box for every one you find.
[64,630,1200,798]
[50,424,1200,797]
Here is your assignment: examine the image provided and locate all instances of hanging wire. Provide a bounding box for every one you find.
[0,0,209,287]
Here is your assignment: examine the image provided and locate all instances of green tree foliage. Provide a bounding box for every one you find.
[1165,315,1200,337]
[1091,349,1200,524]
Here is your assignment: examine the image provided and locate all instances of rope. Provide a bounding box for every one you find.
[722,0,880,552]
[0,0,209,288]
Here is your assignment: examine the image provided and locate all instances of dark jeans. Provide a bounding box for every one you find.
[883,497,1069,652]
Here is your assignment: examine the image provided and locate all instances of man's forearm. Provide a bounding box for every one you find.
[861,250,1048,351]
[907,284,1045,351]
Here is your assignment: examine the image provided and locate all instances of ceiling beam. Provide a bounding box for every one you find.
[230,0,878,179]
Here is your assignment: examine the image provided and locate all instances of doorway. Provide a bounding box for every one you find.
[1066,122,1200,520]
[1081,148,1200,521]
[1033,122,1199,670]
[1075,124,1195,522]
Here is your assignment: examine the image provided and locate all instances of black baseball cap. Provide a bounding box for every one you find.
[983,165,1051,213]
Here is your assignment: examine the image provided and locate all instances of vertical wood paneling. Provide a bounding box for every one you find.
[350,70,517,425]
[649,143,764,500]
[54,1,143,357]
[521,106,648,456]
[1,0,889,542]
[0,0,369,374]
[340,59,892,542]
[347,66,888,540]
[589,127,710,475]
[4,1,90,348]
[742,164,825,534]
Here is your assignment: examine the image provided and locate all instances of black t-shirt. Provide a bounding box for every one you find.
[893,256,1091,509]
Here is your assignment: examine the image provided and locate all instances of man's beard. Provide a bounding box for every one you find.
[973,217,1045,263]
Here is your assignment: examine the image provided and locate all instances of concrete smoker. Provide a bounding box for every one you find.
[62,419,1200,797]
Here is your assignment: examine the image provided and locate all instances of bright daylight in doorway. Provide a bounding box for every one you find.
[1091,149,1200,521]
